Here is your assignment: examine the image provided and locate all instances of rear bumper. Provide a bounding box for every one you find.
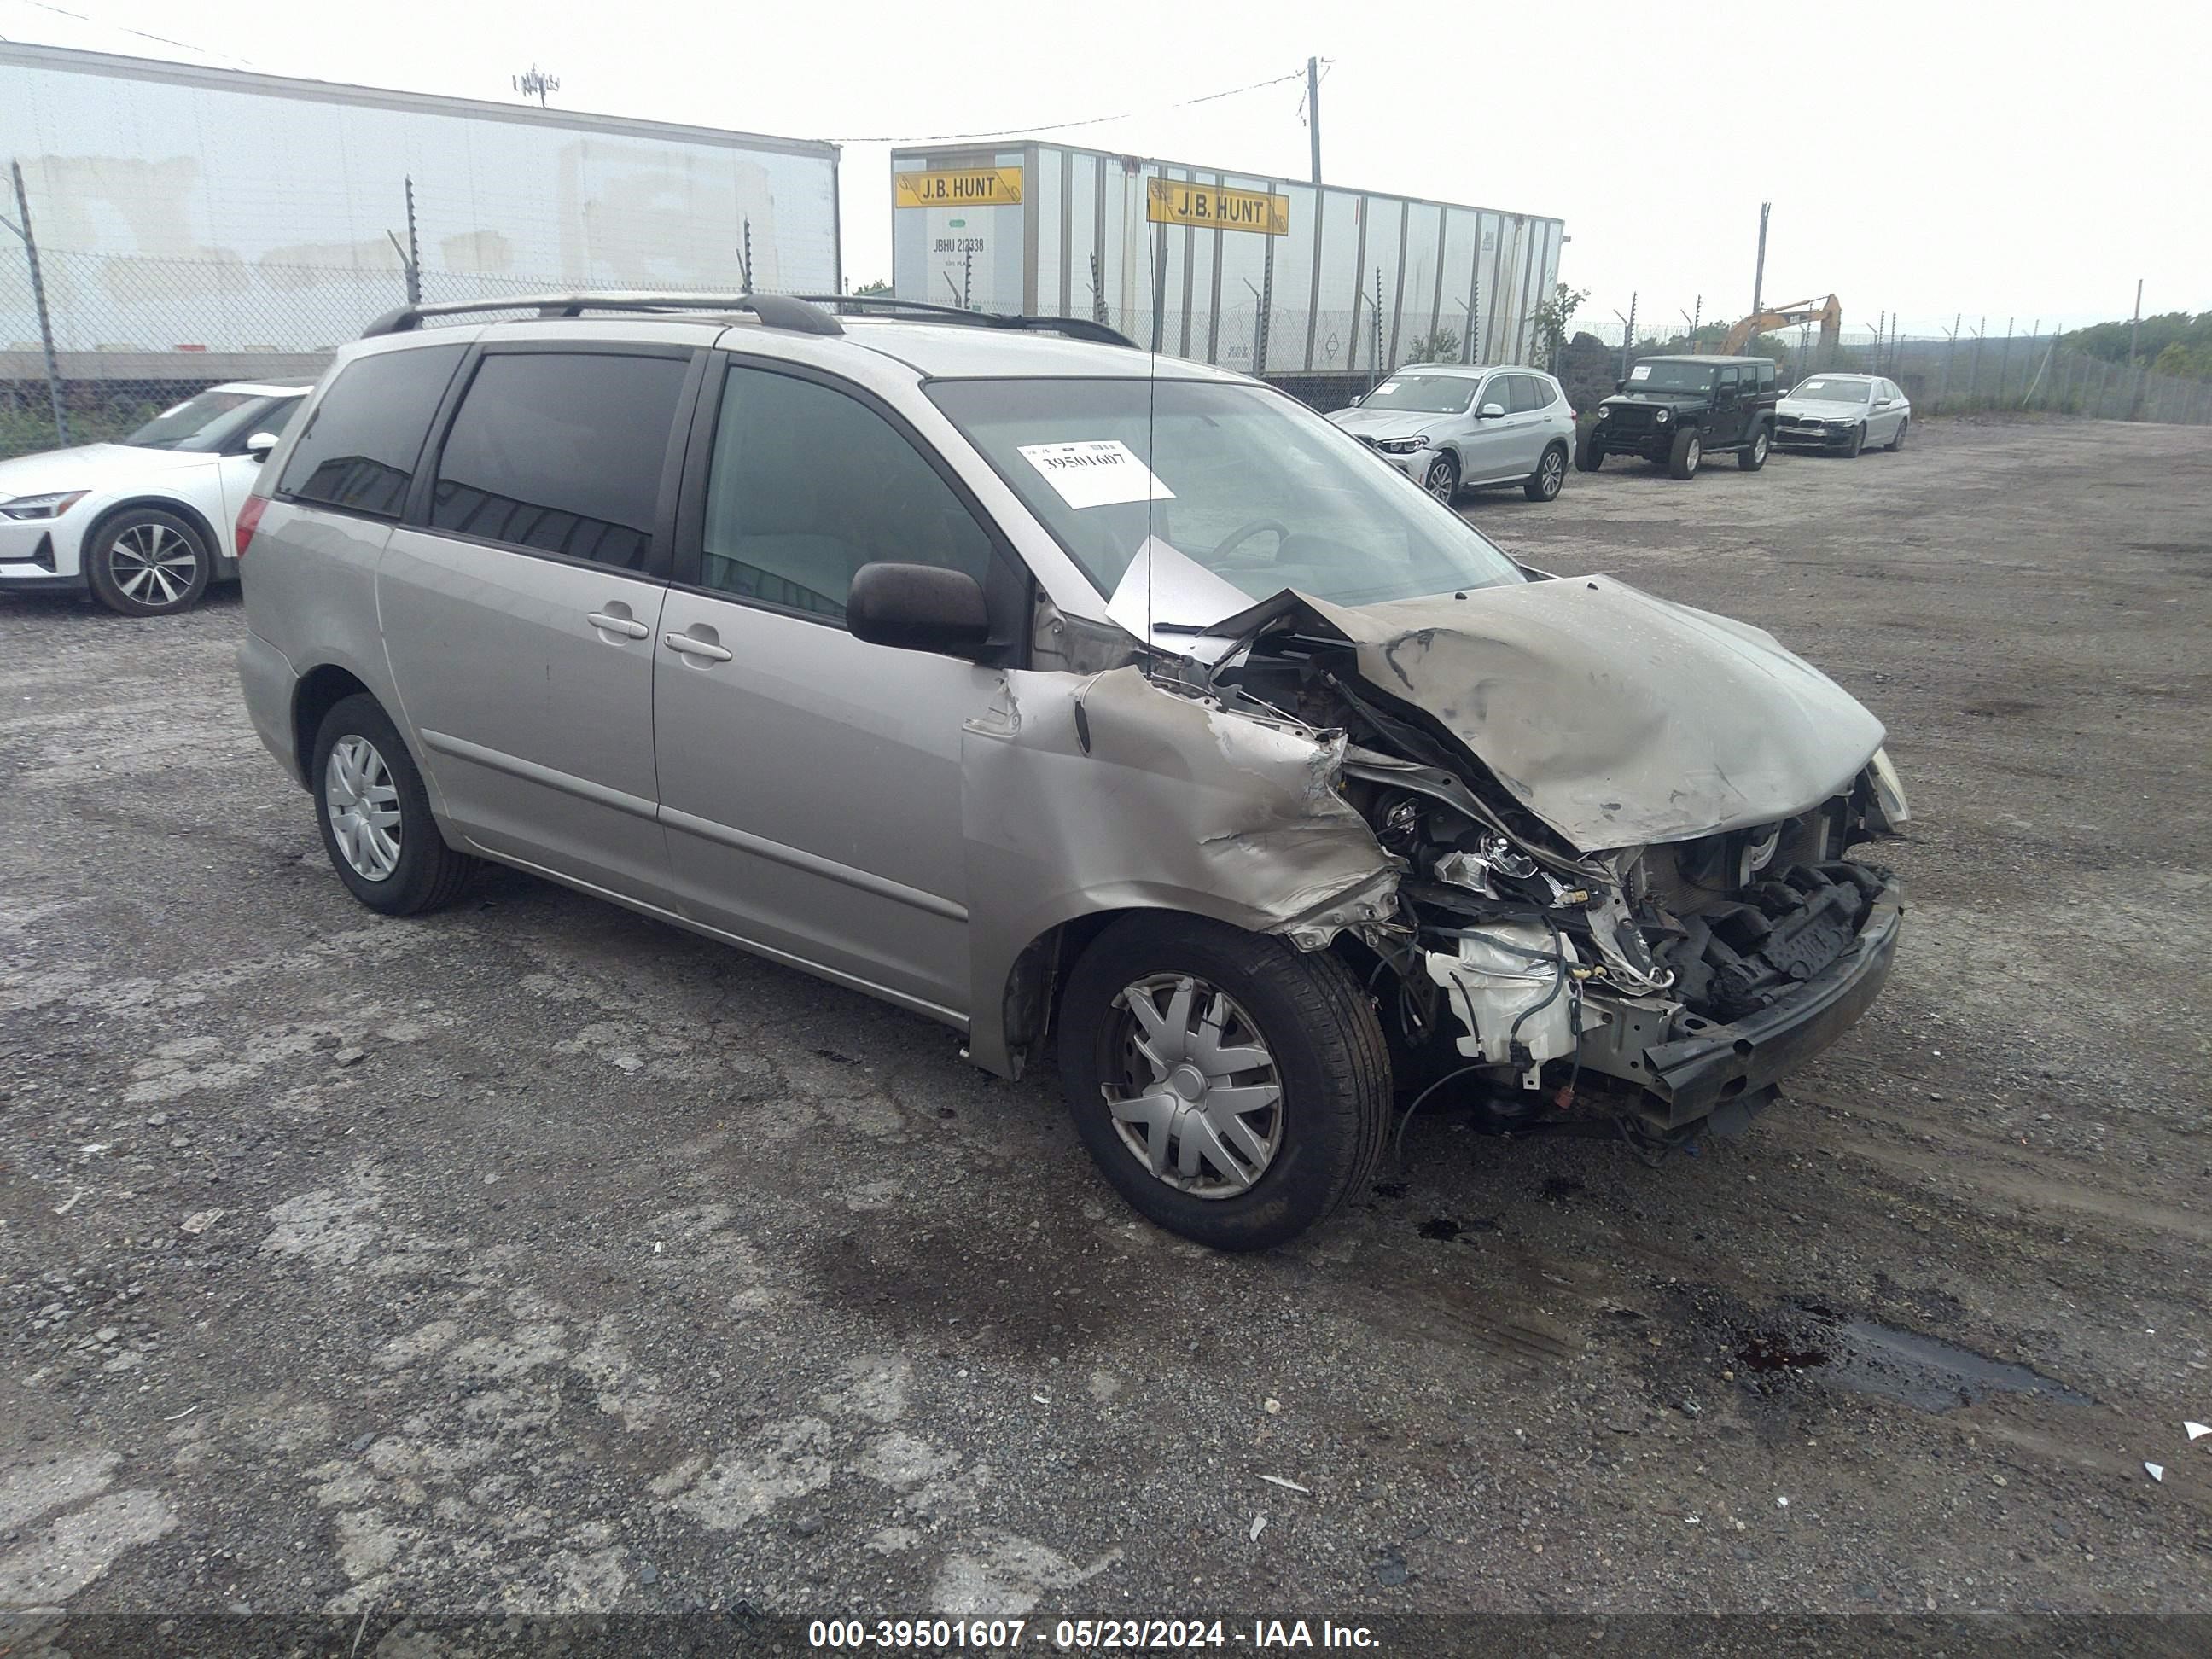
[237,627,305,787]
[1637,881,1904,1128]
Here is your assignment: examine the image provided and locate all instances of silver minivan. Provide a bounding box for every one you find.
[238,294,1906,1250]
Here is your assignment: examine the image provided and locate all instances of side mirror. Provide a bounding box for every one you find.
[1872,397,1891,408]
[847,562,990,658]
[244,431,281,459]
[1348,393,1364,406]
[1477,402,1506,420]
[1614,379,1626,393]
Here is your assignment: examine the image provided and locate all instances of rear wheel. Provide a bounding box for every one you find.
[311,694,478,916]
[1668,428,1703,479]
[1842,423,1866,458]
[1738,424,1771,470]
[1887,416,1907,451]
[1524,442,1568,501]
[1574,430,1604,471]
[84,508,210,617]
[1057,914,1390,1251]
[1423,452,1459,504]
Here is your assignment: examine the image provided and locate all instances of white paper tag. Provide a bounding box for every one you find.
[1017,439,1175,509]
[1374,380,1400,395]
[1628,364,1652,381]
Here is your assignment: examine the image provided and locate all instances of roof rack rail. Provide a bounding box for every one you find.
[360,291,843,339]
[794,294,1138,351]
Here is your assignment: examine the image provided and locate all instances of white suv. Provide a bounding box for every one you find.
[0,380,309,615]
[1326,364,1575,504]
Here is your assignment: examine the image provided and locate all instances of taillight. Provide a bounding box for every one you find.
[235,493,269,557]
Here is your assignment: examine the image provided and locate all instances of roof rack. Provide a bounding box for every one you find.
[794,294,1138,350]
[360,291,843,339]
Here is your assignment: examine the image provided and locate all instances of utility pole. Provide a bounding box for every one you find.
[1751,202,1771,320]
[3,160,67,446]
[1614,294,1638,383]
[2128,278,2142,370]
[1306,57,1323,185]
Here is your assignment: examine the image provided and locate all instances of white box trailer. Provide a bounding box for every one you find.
[0,42,841,358]
[890,140,1563,381]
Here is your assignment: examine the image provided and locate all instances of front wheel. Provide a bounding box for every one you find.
[1423,452,1460,504]
[1668,428,1703,479]
[1842,423,1866,458]
[1738,425,1771,470]
[1524,443,1568,501]
[311,694,479,915]
[1888,416,1907,451]
[1057,914,1390,1251]
[1574,430,1604,471]
[84,508,211,617]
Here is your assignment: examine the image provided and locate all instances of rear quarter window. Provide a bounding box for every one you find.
[278,345,466,520]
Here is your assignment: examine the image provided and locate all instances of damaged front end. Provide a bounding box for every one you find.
[1189,576,1907,1142]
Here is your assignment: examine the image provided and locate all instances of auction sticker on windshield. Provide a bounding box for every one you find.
[1629,364,1653,381]
[1017,439,1177,509]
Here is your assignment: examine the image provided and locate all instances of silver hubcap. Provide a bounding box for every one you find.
[1754,434,1767,461]
[1103,974,1284,1198]
[324,736,402,881]
[108,521,198,606]
[1541,451,1563,493]
[1685,438,1701,470]
[1426,461,1454,500]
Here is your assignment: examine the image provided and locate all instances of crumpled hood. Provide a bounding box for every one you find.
[1776,395,1866,417]
[1224,576,1886,851]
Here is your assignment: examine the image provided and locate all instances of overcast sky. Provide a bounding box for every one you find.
[3,0,2202,339]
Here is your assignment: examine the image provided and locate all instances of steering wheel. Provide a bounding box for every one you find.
[1213,519,1291,561]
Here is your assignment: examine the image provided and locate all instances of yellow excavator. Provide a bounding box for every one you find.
[1718,294,1842,356]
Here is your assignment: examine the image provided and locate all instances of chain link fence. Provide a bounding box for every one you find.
[7,224,2209,457]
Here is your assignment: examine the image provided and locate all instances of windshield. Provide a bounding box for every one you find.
[930,379,1523,627]
[1791,376,1871,403]
[1625,361,1715,393]
[1349,373,1474,415]
[123,389,297,452]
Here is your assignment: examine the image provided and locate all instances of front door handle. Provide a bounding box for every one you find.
[588,611,650,639]
[662,631,733,663]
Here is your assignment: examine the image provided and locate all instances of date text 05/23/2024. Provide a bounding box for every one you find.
[806,1619,1382,1650]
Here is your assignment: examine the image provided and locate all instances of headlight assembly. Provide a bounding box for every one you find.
[1655,409,1671,422]
[0,490,89,521]
[1376,436,1427,455]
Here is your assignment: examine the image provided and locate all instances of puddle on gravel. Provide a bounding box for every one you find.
[1738,1313,2093,1412]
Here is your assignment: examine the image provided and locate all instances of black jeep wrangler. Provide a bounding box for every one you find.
[1575,355,1779,479]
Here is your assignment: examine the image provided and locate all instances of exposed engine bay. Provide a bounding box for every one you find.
[1105,575,1910,1141]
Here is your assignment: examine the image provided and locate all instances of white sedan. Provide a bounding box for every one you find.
[0,380,310,615]
[1773,373,1910,457]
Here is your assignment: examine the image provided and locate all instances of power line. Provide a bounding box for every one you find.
[0,0,255,66]
[834,64,1315,145]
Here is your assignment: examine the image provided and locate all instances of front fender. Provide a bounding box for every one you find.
[960,667,1401,1076]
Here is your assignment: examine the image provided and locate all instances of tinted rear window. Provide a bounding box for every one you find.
[428,352,690,571]
[280,346,464,519]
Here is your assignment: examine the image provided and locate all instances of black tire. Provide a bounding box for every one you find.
[1422,451,1460,504]
[1573,430,1604,471]
[1887,416,1907,452]
[1667,428,1703,480]
[310,694,478,916]
[1057,913,1390,1251]
[84,507,212,617]
[1842,423,1865,458]
[1524,441,1569,501]
[1737,423,1771,470]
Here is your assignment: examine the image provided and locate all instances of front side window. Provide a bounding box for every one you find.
[280,346,466,519]
[1356,373,1474,416]
[701,364,995,621]
[429,352,690,570]
[928,377,1524,627]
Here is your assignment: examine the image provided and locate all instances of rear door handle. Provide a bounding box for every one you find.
[588,611,650,639]
[662,632,733,663]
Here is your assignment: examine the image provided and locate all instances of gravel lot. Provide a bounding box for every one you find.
[3,417,2208,1630]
